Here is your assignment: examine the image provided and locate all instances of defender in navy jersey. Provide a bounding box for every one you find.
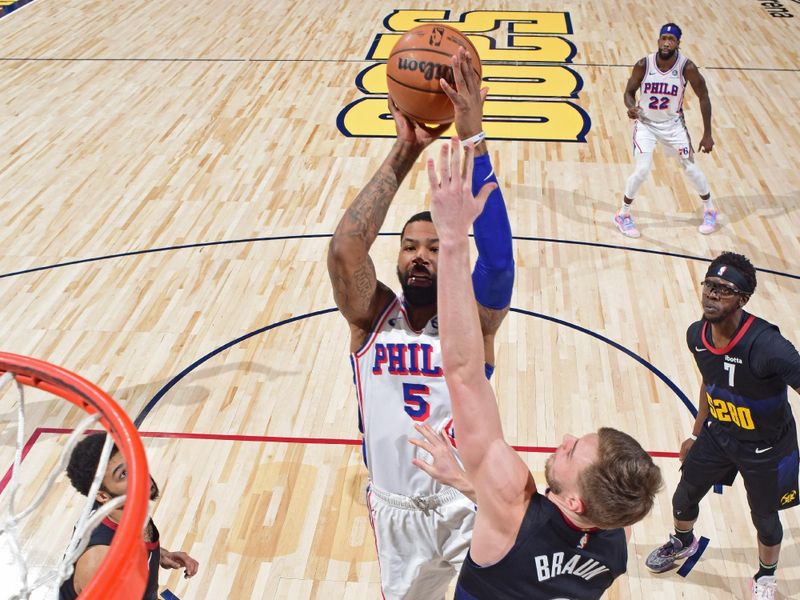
[615,23,718,238]
[646,252,800,600]
[427,138,662,600]
[59,434,198,600]
[328,50,514,599]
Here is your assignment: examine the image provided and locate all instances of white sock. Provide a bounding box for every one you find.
[703,197,714,212]
[620,202,632,215]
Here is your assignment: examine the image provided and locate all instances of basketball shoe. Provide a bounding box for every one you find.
[698,209,718,234]
[751,575,777,600]
[614,211,640,238]
[645,534,699,573]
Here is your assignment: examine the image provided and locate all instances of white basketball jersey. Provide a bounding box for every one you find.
[637,52,688,123]
[351,296,458,496]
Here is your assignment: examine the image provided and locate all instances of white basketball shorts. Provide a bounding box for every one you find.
[366,483,476,600]
[632,117,692,158]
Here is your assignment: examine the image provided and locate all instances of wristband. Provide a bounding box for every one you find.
[689,434,697,440]
[460,131,486,147]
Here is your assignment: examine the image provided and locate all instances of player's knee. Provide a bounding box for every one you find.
[635,158,654,178]
[672,478,702,521]
[752,511,783,547]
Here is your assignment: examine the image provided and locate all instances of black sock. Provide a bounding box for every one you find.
[755,560,777,581]
[674,527,694,547]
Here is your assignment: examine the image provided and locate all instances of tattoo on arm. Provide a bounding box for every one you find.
[329,143,420,324]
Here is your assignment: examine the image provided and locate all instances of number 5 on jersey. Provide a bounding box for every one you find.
[403,383,431,420]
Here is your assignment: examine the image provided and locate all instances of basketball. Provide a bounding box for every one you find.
[386,24,482,124]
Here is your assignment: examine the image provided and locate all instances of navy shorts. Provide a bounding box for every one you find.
[681,420,799,514]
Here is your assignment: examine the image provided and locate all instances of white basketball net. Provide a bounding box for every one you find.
[0,371,130,600]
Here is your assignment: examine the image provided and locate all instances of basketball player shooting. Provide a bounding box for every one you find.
[327,48,514,599]
[615,23,717,238]
[429,138,663,599]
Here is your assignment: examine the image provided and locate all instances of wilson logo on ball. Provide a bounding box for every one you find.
[396,59,454,83]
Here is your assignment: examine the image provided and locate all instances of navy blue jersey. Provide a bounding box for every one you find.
[60,505,160,600]
[688,313,800,442]
[455,492,627,599]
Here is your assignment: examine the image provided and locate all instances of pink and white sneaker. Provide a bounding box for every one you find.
[614,211,641,238]
[698,209,718,234]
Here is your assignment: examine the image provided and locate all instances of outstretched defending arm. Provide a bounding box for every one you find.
[327,101,447,342]
[429,138,533,558]
[441,48,514,365]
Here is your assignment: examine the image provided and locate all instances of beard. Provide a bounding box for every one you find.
[397,266,437,307]
[658,48,676,60]
[544,454,562,495]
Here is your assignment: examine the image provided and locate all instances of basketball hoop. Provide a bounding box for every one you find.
[0,352,149,599]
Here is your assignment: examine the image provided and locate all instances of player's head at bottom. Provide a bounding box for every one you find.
[545,427,663,529]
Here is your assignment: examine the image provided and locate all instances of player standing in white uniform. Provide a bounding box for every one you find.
[327,50,514,599]
[615,23,717,238]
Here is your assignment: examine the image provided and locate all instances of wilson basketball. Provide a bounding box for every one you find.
[386,24,482,124]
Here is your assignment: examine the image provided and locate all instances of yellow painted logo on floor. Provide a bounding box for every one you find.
[337,10,591,142]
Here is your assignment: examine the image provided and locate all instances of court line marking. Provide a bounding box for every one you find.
[1,233,797,281]
[0,56,796,73]
[132,305,696,428]
[0,427,680,496]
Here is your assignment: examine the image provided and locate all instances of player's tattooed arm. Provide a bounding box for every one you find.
[684,61,714,152]
[624,58,646,119]
[328,141,420,330]
[328,97,448,334]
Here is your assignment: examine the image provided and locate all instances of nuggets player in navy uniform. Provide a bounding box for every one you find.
[427,138,663,600]
[59,433,198,600]
[646,252,800,600]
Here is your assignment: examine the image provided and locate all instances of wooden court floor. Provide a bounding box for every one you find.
[0,1,798,598]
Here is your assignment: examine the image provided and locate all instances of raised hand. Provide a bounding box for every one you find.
[428,138,496,241]
[388,96,449,150]
[440,47,487,140]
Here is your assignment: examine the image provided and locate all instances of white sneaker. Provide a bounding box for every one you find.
[751,575,777,600]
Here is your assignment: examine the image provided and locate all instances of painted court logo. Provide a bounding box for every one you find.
[337,9,591,142]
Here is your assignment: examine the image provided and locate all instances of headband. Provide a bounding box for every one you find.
[660,24,682,39]
[705,264,754,294]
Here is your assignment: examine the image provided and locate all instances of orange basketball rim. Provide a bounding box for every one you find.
[0,352,150,599]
